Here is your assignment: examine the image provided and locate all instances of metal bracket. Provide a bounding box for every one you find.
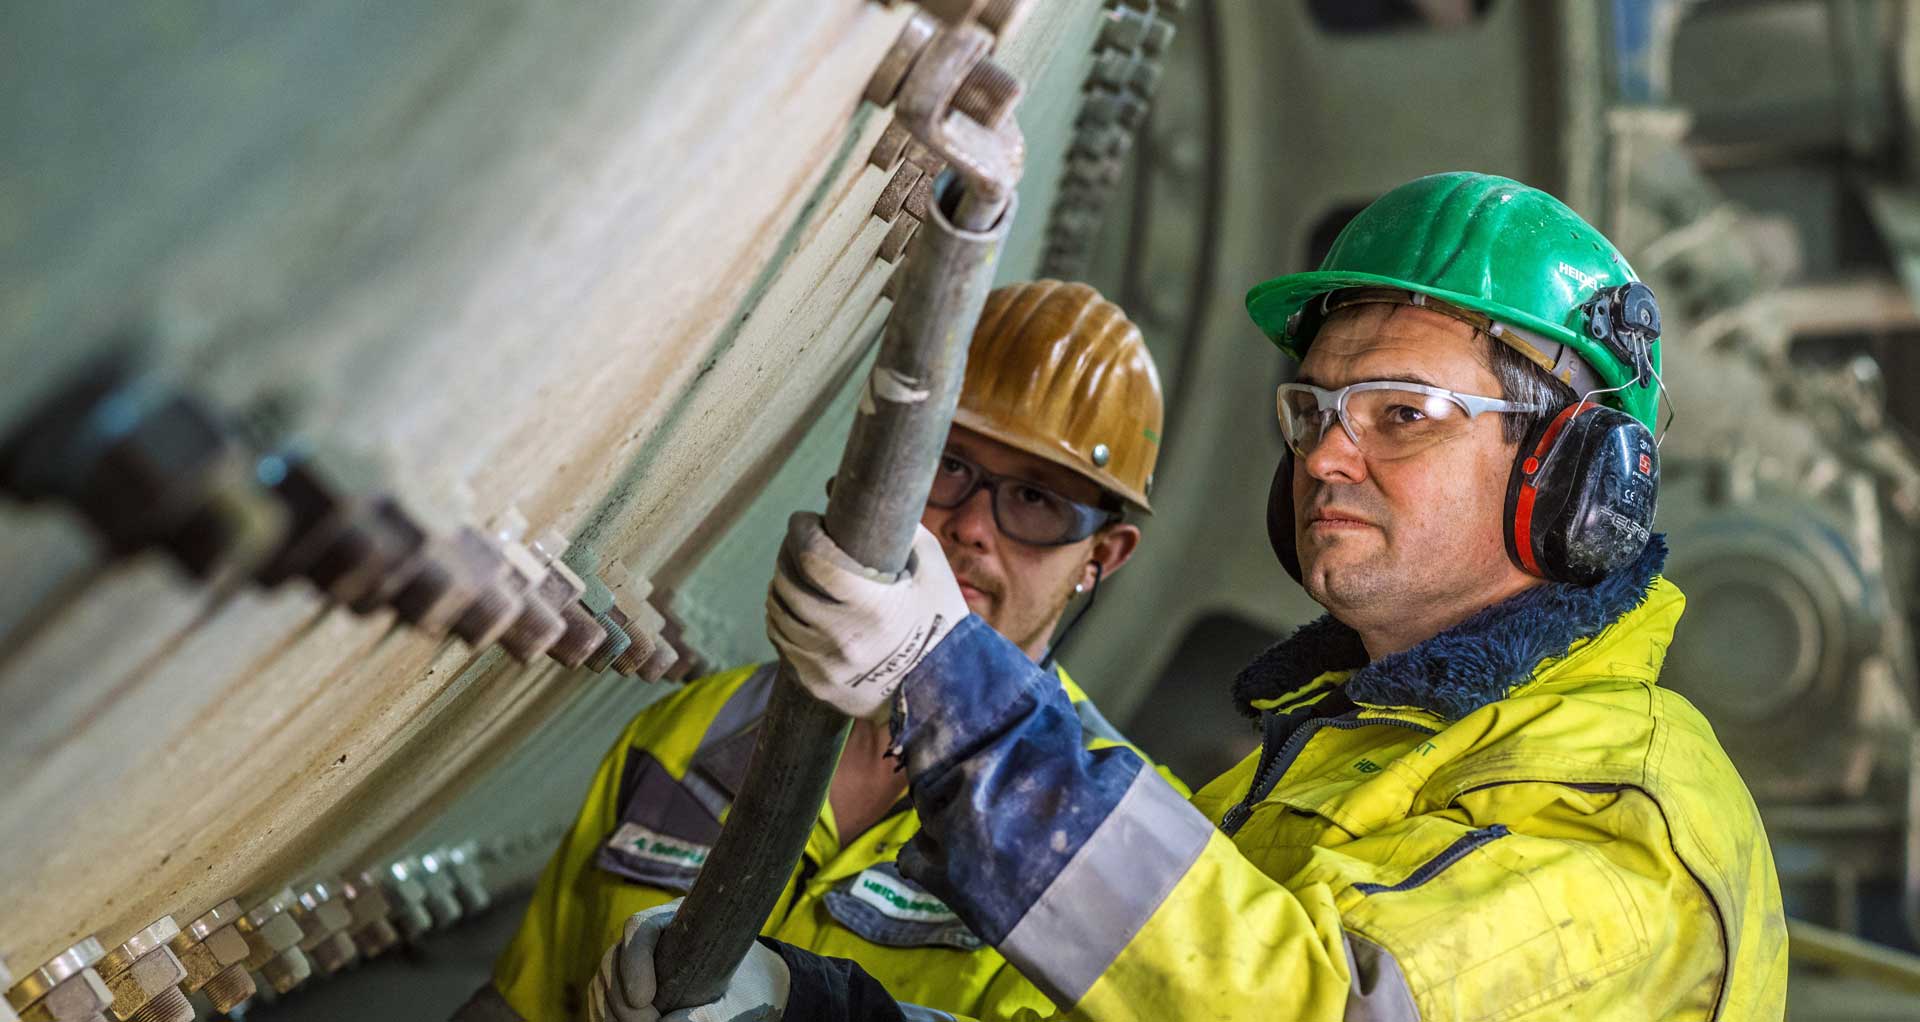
[864,4,1031,232]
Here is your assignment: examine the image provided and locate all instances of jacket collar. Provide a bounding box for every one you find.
[1233,536,1669,721]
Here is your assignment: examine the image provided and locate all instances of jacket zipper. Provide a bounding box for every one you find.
[1352,824,1510,894]
[1219,710,1437,836]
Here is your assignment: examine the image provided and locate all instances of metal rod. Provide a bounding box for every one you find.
[1787,917,1920,993]
[649,178,1012,1011]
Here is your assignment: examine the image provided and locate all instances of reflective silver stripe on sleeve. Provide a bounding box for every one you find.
[900,1006,958,1022]
[1343,932,1419,1020]
[997,767,1213,1007]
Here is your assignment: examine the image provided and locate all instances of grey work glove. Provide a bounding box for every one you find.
[585,901,791,1022]
[766,513,969,721]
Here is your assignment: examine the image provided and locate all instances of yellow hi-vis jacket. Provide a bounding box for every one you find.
[773,543,1789,1021]
[487,660,1183,1022]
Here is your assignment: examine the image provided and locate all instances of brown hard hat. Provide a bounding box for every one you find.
[957,280,1163,511]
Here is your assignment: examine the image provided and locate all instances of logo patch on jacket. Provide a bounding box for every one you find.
[850,868,959,923]
[824,863,983,951]
[607,822,710,869]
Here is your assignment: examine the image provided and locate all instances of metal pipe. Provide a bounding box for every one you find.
[1788,917,1920,993]
[649,177,1012,1011]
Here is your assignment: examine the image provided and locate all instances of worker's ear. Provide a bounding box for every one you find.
[1083,522,1141,588]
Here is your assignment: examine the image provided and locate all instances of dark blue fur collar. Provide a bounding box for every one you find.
[1233,536,1668,721]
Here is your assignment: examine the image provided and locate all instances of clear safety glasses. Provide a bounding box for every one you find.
[927,450,1120,546]
[1276,381,1546,461]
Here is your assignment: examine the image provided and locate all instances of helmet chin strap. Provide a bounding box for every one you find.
[1040,560,1103,670]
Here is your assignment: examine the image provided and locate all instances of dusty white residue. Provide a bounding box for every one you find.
[859,365,930,415]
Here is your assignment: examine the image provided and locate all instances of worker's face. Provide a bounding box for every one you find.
[1291,305,1534,628]
[922,427,1140,661]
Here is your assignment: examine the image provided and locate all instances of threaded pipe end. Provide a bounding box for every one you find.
[953,59,1021,127]
[584,610,632,673]
[452,584,521,647]
[611,629,657,676]
[201,964,256,1012]
[126,985,194,1022]
[500,600,566,662]
[548,605,607,668]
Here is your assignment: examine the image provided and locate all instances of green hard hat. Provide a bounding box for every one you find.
[1246,172,1662,429]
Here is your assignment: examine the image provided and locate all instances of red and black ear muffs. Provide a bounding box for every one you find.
[1268,454,1302,583]
[1266,405,1659,588]
[1504,402,1658,585]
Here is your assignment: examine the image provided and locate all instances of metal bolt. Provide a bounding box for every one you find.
[96,918,190,1022]
[236,889,311,996]
[873,162,926,222]
[868,119,914,171]
[1142,16,1177,56]
[499,529,579,662]
[290,882,357,977]
[339,497,431,614]
[251,446,354,587]
[380,860,435,941]
[878,213,922,264]
[903,172,936,221]
[342,873,401,960]
[920,0,988,25]
[640,642,681,683]
[974,0,1030,36]
[432,526,522,645]
[610,620,658,677]
[1091,443,1111,468]
[585,605,634,674]
[414,852,465,928]
[1091,50,1140,90]
[864,11,940,108]
[391,524,505,638]
[1099,6,1154,51]
[547,564,614,668]
[167,900,254,1014]
[257,947,310,996]
[5,938,112,1022]
[950,59,1021,128]
[445,842,492,915]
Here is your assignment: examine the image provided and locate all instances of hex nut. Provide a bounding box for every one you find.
[445,843,492,914]
[259,949,310,996]
[610,624,657,677]
[309,932,358,977]
[237,891,305,969]
[864,11,939,108]
[96,918,188,1022]
[868,118,914,170]
[585,607,633,673]
[167,901,254,1012]
[342,874,400,959]
[879,213,923,264]
[7,939,108,1020]
[16,972,112,1022]
[873,162,926,222]
[382,861,435,941]
[415,852,465,928]
[196,965,254,1016]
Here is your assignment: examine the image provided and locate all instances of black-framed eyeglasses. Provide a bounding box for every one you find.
[927,450,1120,547]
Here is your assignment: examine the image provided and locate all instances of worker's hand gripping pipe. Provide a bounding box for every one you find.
[649,176,1013,1012]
